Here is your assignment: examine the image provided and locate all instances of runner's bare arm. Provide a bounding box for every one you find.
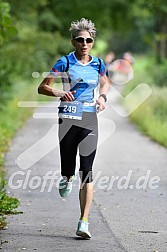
[38,73,74,101]
[99,75,110,96]
[96,75,110,112]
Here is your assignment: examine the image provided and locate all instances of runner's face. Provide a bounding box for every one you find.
[72,30,94,56]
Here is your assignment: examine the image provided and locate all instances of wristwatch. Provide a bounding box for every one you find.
[99,94,107,102]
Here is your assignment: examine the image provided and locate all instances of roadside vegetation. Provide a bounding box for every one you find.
[123,56,167,147]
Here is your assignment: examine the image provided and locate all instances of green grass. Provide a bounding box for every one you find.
[0,177,21,228]
[0,79,38,168]
[0,77,52,228]
[123,55,167,147]
[127,87,167,147]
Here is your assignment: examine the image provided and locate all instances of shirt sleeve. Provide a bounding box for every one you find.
[99,58,106,77]
[50,56,67,77]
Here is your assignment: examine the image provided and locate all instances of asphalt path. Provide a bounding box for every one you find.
[1,85,167,252]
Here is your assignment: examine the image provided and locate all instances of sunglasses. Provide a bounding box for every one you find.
[74,37,94,44]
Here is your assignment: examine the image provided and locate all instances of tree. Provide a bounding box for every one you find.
[0,0,16,45]
[133,0,167,62]
[148,0,167,61]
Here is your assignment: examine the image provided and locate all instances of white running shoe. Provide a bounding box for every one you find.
[59,176,74,197]
[76,220,91,239]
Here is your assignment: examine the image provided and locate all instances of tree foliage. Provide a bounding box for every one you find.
[0,0,167,100]
[0,0,16,44]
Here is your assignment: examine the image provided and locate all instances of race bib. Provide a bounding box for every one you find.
[58,101,83,120]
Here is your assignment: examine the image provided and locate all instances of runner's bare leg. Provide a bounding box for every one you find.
[79,182,94,220]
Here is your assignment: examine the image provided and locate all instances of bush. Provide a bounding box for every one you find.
[146,60,167,87]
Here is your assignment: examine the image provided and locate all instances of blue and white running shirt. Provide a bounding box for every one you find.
[50,52,106,112]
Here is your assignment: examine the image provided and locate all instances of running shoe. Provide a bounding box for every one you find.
[59,176,74,197]
[76,220,91,239]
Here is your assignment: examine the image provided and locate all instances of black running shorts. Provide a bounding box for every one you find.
[58,112,98,183]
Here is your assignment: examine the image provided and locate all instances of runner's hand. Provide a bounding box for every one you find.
[61,91,76,101]
[96,97,106,112]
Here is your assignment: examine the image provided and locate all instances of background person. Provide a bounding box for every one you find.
[123,51,134,65]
